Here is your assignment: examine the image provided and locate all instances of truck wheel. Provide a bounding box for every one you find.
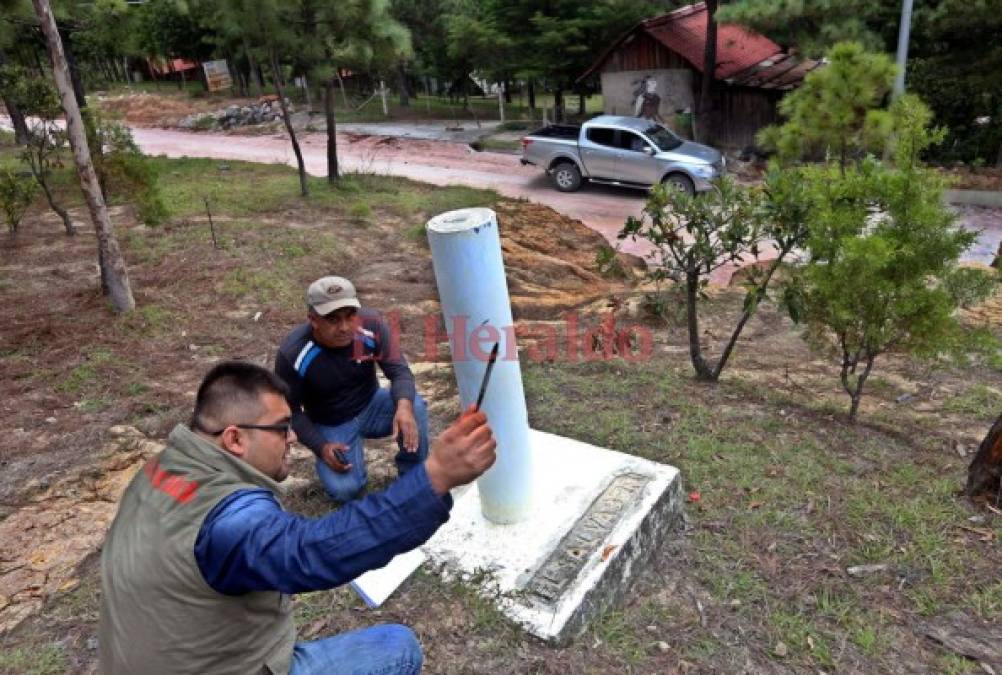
[551,162,582,192]
[662,173,695,196]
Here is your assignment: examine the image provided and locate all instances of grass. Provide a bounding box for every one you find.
[942,383,1002,416]
[521,355,1001,671]
[4,142,1001,673]
[0,644,69,675]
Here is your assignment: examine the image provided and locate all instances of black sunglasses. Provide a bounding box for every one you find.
[195,420,293,437]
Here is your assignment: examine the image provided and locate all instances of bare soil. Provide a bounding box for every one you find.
[2,161,1002,673]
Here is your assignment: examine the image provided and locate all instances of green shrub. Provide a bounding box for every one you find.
[0,168,37,233]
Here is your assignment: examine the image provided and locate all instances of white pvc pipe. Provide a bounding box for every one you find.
[427,208,534,524]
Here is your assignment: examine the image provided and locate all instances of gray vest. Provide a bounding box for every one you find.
[99,424,296,674]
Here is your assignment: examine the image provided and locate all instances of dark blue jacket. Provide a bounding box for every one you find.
[194,464,450,595]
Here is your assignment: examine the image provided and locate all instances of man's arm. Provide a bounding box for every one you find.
[373,316,416,405]
[195,465,451,595]
[274,350,327,456]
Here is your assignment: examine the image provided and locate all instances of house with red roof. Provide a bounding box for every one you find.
[578,2,821,148]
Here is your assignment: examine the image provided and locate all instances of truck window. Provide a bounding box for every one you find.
[585,127,616,147]
[617,131,651,153]
[645,125,684,152]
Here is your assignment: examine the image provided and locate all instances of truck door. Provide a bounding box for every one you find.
[615,130,661,185]
[580,126,620,179]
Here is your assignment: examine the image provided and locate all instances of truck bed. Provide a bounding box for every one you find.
[527,124,580,140]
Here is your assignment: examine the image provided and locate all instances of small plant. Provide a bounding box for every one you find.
[595,245,626,279]
[620,171,809,382]
[783,96,997,421]
[0,168,37,233]
[89,113,168,226]
[1,65,75,235]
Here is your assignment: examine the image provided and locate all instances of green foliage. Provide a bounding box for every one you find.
[90,115,168,226]
[717,0,890,57]
[783,97,982,421]
[595,245,626,279]
[721,0,1002,164]
[0,167,37,233]
[758,42,896,167]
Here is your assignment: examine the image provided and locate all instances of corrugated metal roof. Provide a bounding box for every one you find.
[642,3,782,80]
[578,2,820,89]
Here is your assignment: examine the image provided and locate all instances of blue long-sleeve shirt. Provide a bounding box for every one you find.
[275,311,417,456]
[194,464,451,595]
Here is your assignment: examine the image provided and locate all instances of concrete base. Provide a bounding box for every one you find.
[422,429,683,643]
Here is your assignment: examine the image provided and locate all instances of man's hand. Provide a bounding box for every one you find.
[424,405,497,495]
[392,399,419,453]
[320,442,351,473]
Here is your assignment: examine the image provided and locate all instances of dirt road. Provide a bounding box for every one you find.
[132,127,650,250]
[131,127,1002,273]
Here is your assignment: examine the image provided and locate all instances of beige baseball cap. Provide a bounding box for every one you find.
[307,276,361,315]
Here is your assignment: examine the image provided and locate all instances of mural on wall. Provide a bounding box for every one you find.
[632,75,664,123]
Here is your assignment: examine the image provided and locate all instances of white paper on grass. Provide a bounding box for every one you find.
[349,548,426,608]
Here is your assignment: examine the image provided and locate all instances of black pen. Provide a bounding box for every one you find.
[474,342,500,412]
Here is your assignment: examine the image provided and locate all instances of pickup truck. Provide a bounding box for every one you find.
[520,115,725,195]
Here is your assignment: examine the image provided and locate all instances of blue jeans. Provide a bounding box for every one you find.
[290,623,422,674]
[315,389,429,502]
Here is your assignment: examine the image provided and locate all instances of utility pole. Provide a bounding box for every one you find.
[892,0,915,98]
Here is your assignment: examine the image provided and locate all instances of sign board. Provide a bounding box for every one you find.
[203,60,232,92]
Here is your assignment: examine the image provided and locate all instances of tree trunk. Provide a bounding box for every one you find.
[325,78,339,183]
[554,87,564,123]
[30,163,74,235]
[245,42,262,97]
[302,75,313,113]
[32,0,134,312]
[504,79,512,104]
[966,414,1002,500]
[698,0,718,142]
[0,48,30,143]
[841,351,875,423]
[335,67,349,109]
[59,27,87,108]
[379,79,389,116]
[996,140,1002,169]
[270,50,309,197]
[527,79,536,111]
[686,272,714,381]
[396,62,410,107]
[4,94,29,144]
[578,93,586,116]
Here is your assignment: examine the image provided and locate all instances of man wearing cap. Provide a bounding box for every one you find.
[275,276,429,502]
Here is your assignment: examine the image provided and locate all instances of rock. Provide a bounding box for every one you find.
[656,641,670,653]
[45,417,57,424]
[774,641,788,658]
[846,563,889,577]
[87,637,98,651]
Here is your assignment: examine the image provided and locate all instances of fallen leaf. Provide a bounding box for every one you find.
[774,641,788,658]
[955,524,995,541]
[748,501,763,510]
[807,635,815,650]
[601,544,617,562]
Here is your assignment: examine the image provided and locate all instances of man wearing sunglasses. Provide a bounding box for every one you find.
[99,361,496,675]
[275,275,428,504]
